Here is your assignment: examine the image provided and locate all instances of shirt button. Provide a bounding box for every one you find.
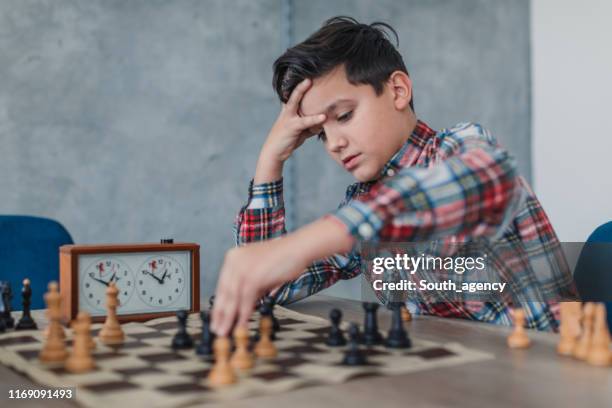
[386,168,396,177]
[358,224,374,239]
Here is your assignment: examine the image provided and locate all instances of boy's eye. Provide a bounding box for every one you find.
[338,111,353,122]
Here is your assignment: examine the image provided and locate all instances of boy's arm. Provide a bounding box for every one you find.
[332,123,521,243]
[233,178,286,245]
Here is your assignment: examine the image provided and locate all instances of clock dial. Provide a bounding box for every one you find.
[81,258,136,311]
[136,255,186,307]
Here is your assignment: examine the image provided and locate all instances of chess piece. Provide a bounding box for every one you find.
[39,282,68,363]
[253,299,276,341]
[16,278,38,330]
[400,303,412,322]
[208,295,215,310]
[507,308,531,349]
[557,302,581,356]
[573,302,595,360]
[1,282,15,329]
[230,326,254,371]
[264,295,280,334]
[342,323,367,366]
[196,310,214,356]
[98,282,124,346]
[207,337,236,387]
[172,310,194,349]
[326,308,347,346]
[254,314,277,358]
[586,303,611,367]
[385,303,412,349]
[361,302,383,345]
[65,312,95,373]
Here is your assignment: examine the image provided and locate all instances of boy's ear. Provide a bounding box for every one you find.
[388,71,413,111]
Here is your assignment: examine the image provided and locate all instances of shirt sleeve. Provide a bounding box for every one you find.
[331,123,522,243]
[233,178,287,245]
[273,252,362,305]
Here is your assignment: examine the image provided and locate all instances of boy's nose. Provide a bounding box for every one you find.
[327,132,348,153]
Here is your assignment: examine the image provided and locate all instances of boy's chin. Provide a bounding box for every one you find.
[350,166,380,183]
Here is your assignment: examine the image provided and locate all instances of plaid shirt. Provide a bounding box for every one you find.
[234,120,574,331]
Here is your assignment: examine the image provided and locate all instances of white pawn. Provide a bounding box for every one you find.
[99,282,124,345]
[507,308,531,349]
[65,312,95,373]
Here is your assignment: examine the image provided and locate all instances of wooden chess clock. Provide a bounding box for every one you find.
[59,240,200,323]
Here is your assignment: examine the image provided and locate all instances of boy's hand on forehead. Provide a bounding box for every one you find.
[260,78,326,163]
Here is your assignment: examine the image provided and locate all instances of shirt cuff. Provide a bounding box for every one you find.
[246,178,284,209]
[330,200,385,241]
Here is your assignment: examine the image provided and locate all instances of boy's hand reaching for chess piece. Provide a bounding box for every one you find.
[211,217,354,337]
[254,78,326,184]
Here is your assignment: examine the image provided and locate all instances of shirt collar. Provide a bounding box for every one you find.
[378,119,437,178]
[345,119,436,199]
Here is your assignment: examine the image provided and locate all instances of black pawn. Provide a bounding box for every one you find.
[326,308,346,346]
[171,310,193,350]
[385,303,411,349]
[342,323,367,366]
[263,295,280,334]
[195,310,214,356]
[16,279,38,330]
[1,282,14,329]
[253,299,276,342]
[361,302,383,345]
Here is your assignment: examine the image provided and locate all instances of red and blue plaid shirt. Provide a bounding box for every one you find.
[234,120,574,331]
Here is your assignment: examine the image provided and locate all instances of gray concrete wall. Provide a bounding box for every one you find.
[0,0,531,302]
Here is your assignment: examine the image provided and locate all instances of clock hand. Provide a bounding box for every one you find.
[160,270,169,284]
[89,275,110,287]
[143,270,163,284]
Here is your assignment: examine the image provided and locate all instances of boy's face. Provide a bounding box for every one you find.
[299,66,412,182]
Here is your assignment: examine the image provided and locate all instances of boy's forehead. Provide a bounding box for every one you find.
[299,67,361,116]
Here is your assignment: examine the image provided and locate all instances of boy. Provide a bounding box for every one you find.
[211,17,574,336]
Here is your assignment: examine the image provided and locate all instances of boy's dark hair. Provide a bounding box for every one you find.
[273,16,414,111]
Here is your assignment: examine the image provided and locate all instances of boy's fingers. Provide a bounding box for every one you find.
[286,78,311,112]
[295,114,326,131]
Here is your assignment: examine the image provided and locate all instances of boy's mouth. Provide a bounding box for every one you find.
[342,153,361,170]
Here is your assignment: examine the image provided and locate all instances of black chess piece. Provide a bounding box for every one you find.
[171,310,194,350]
[253,298,276,342]
[15,279,38,330]
[385,303,411,349]
[326,308,346,346]
[263,295,280,334]
[1,282,15,329]
[195,310,214,356]
[342,323,367,366]
[361,302,383,345]
[208,295,215,310]
[0,283,6,332]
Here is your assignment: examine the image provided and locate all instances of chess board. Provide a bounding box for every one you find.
[0,307,493,408]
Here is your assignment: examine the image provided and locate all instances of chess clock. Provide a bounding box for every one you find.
[59,240,200,323]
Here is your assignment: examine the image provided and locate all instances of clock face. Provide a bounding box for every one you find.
[136,255,186,307]
[81,258,136,311]
[77,251,192,317]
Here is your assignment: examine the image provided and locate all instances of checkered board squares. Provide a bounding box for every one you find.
[0,307,493,408]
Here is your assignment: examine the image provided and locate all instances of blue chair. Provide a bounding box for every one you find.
[0,215,73,310]
[573,221,612,332]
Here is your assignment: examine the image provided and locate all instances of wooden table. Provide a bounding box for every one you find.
[1,295,611,408]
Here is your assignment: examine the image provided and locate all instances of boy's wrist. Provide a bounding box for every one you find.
[254,152,284,184]
[283,216,355,268]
